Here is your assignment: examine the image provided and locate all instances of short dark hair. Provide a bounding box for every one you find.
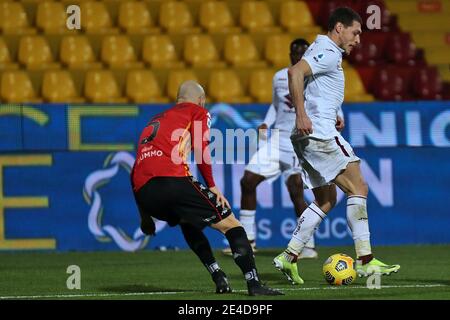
[290,38,310,51]
[327,7,362,32]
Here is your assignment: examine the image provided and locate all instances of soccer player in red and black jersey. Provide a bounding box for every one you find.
[131,81,282,296]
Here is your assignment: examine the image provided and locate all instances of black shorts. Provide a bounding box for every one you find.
[133,176,233,228]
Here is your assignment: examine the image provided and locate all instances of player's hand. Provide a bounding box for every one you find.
[209,186,231,209]
[257,123,269,140]
[296,115,313,136]
[336,115,345,132]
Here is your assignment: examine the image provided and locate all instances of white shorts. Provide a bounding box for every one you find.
[291,133,360,189]
[245,136,302,184]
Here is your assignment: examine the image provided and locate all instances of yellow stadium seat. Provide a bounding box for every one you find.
[126,70,169,103]
[80,2,119,34]
[344,68,374,102]
[1,71,42,103]
[249,69,274,103]
[265,34,292,68]
[412,32,448,47]
[159,1,201,34]
[398,14,450,31]
[184,35,226,67]
[240,1,282,33]
[280,1,321,33]
[167,69,199,101]
[42,70,85,103]
[101,35,144,69]
[224,34,266,67]
[118,1,160,34]
[0,2,36,34]
[425,48,450,65]
[209,70,252,103]
[60,36,103,70]
[18,36,61,70]
[199,1,241,34]
[37,1,74,34]
[84,70,128,103]
[143,35,185,68]
[0,38,19,70]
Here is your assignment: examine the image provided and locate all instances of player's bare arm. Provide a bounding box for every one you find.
[288,59,313,136]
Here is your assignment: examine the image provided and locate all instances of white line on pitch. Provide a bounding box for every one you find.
[0,284,447,300]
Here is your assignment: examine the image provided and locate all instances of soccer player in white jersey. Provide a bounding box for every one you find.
[273,7,400,285]
[223,39,337,259]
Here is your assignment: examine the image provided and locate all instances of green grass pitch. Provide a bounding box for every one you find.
[1,245,449,300]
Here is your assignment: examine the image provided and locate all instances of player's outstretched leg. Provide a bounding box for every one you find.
[286,174,318,259]
[222,171,265,256]
[180,223,232,294]
[274,185,336,284]
[334,162,400,277]
[214,215,283,296]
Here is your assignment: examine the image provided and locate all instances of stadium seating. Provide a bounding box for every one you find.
[79,1,119,34]
[199,1,241,34]
[239,1,282,33]
[184,35,226,67]
[42,70,85,103]
[18,36,61,70]
[101,35,144,69]
[224,34,266,67]
[84,70,127,103]
[249,69,274,103]
[142,35,185,68]
[36,1,72,34]
[126,70,169,103]
[1,71,41,103]
[413,67,443,100]
[209,69,252,103]
[386,33,424,66]
[344,68,374,102]
[159,1,201,34]
[0,0,446,103]
[265,34,292,68]
[167,69,199,101]
[118,1,161,34]
[0,38,19,70]
[60,36,103,70]
[279,1,321,34]
[0,1,36,34]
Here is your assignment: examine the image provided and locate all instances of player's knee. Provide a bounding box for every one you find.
[361,181,369,196]
[213,214,242,234]
[315,197,336,213]
[240,175,258,194]
[352,180,368,197]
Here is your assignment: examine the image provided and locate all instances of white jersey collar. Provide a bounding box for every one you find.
[316,35,345,54]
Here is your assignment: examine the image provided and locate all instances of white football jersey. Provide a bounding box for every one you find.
[302,35,345,139]
[269,68,297,152]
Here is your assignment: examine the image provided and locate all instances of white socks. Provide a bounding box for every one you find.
[305,235,315,249]
[287,202,325,255]
[347,196,372,257]
[240,210,256,241]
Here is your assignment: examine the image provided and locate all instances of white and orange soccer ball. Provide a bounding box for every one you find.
[322,253,357,286]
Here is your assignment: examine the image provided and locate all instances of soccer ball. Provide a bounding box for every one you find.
[322,253,356,285]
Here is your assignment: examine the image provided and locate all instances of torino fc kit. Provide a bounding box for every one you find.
[245,68,303,183]
[291,35,360,189]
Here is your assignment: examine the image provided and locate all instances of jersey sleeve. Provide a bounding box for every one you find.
[302,49,339,76]
[191,107,215,188]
